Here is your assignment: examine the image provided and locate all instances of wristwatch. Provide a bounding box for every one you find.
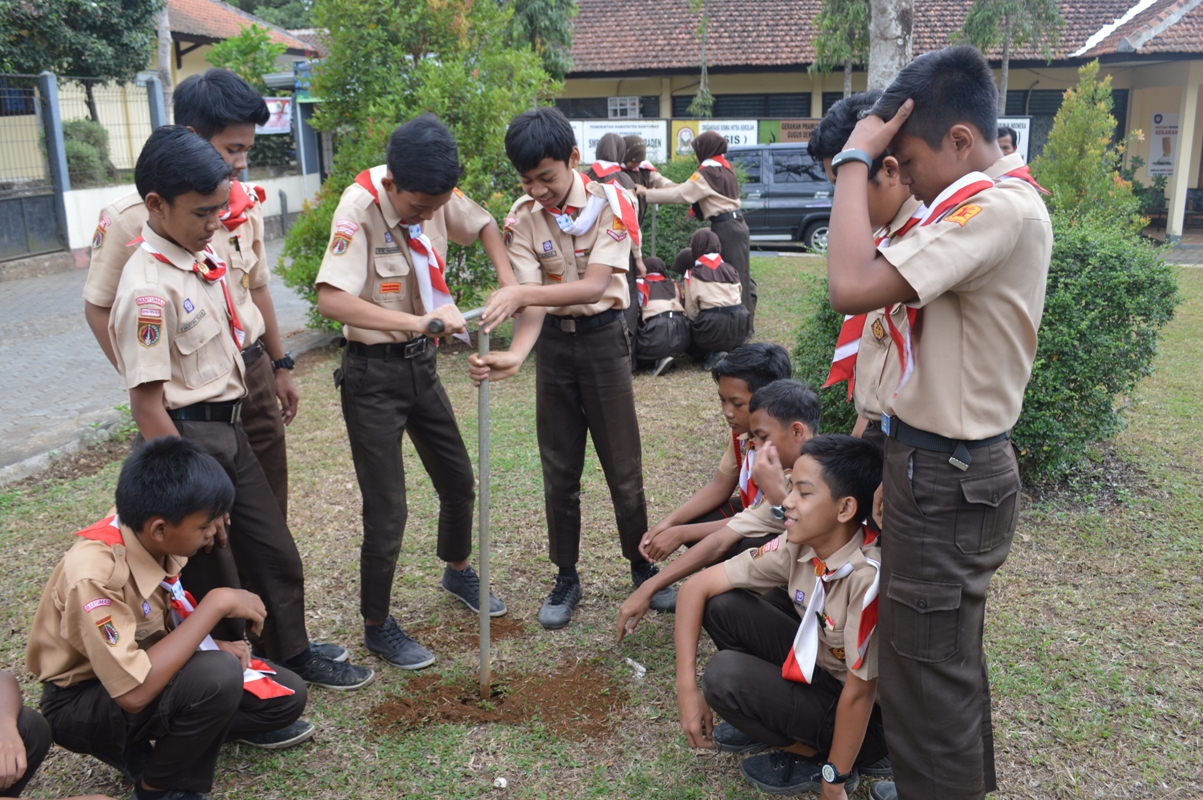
[830,148,873,174]
[271,352,295,372]
[770,505,786,521]
[822,762,853,785]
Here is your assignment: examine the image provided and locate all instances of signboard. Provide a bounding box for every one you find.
[672,120,699,157]
[700,119,758,146]
[779,119,822,144]
[1149,112,1180,177]
[996,116,1032,163]
[577,120,668,163]
[257,97,293,135]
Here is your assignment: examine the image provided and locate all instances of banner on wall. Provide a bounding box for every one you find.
[256,97,293,135]
[576,120,669,163]
[1149,112,1179,177]
[996,117,1032,163]
[670,119,759,157]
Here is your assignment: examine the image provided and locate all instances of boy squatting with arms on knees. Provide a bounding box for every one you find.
[107,126,372,690]
[674,435,889,798]
[27,438,309,800]
[468,106,673,629]
[315,114,523,670]
[618,379,820,640]
[826,46,1051,800]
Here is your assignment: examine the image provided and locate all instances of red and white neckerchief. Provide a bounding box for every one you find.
[638,161,657,172]
[354,168,468,343]
[637,272,668,307]
[591,160,623,178]
[160,575,295,700]
[883,172,994,395]
[219,181,265,232]
[700,155,734,170]
[546,173,641,247]
[997,164,1051,195]
[822,209,924,398]
[732,431,760,508]
[131,236,245,349]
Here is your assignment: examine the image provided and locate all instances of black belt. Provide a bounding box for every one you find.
[241,339,264,365]
[544,307,622,334]
[709,210,744,225]
[168,401,242,424]
[346,336,429,359]
[881,414,1009,471]
[700,304,742,315]
[645,310,683,322]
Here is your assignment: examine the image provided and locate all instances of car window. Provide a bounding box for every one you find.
[772,151,827,183]
[729,151,762,183]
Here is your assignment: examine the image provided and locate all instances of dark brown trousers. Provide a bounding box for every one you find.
[878,437,1020,799]
[41,651,305,794]
[535,318,647,568]
[240,345,289,519]
[168,418,310,661]
[710,215,756,333]
[338,345,475,622]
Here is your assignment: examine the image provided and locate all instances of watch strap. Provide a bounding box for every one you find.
[831,148,873,174]
[821,762,852,784]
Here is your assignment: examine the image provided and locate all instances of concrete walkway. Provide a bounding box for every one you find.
[0,239,332,483]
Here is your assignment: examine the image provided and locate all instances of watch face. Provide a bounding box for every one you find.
[822,764,836,783]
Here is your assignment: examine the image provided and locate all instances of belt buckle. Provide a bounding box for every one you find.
[949,442,971,471]
[404,337,426,358]
[562,318,577,334]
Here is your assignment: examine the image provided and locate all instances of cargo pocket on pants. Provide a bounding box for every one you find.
[887,575,961,663]
[955,469,1020,554]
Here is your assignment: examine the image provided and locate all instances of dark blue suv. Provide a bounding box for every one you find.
[728,143,833,252]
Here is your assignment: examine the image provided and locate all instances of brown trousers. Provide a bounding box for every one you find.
[878,437,1020,800]
[710,215,756,334]
[169,417,310,661]
[535,317,647,568]
[337,344,475,622]
[240,346,289,519]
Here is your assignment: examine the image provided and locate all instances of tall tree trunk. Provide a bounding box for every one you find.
[844,57,853,98]
[156,8,173,123]
[867,0,913,90]
[999,21,1011,115]
[84,82,100,123]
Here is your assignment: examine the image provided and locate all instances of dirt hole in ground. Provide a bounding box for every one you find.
[369,659,627,740]
[408,615,528,650]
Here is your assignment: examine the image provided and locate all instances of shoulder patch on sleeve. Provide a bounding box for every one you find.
[135,296,166,307]
[453,187,464,198]
[689,173,701,182]
[944,205,982,227]
[95,615,119,646]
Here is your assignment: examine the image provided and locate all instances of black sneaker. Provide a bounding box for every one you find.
[234,719,316,750]
[252,641,348,663]
[442,564,507,616]
[870,780,897,800]
[631,561,677,613]
[650,356,674,377]
[537,575,582,630]
[739,751,859,796]
[290,653,375,689]
[713,721,768,754]
[859,754,893,777]
[364,616,436,670]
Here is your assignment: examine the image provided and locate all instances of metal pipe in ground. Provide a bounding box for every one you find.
[477,324,491,699]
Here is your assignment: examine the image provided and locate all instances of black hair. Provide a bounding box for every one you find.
[505,106,577,174]
[809,90,888,180]
[173,68,269,139]
[711,342,793,393]
[748,379,821,436]
[134,125,231,203]
[872,46,999,150]
[387,113,464,195]
[115,437,235,533]
[997,126,1018,143]
[799,434,883,525]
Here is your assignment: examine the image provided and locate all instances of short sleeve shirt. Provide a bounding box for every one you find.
[315,165,493,344]
[724,531,881,683]
[26,517,186,696]
[876,155,1052,440]
[505,175,632,317]
[725,469,789,538]
[210,182,270,344]
[108,224,247,408]
[717,433,748,478]
[84,190,147,307]
[643,171,741,219]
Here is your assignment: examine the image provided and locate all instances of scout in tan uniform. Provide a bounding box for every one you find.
[27,438,309,800]
[84,68,299,521]
[315,115,518,670]
[618,379,818,640]
[674,228,750,368]
[638,131,755,330]
[469,106,672,629]
[634,255,689,375]
[109,126,372,692]
[674,435,889,797]
[825,46,1053,800]
[621,134,672,225]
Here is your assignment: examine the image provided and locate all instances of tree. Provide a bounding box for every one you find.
[155,7,173,123]
[809,0,869,99]
[1,0,163,122]
[507,0,576,82]
[205,24,287,93]
[958,0,1062,113]
[686,0,713,118]
[866,0,912,90]
[237,0,314,29]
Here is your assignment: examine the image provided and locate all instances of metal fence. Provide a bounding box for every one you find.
[0,75,51,199]
[56,76,155,189]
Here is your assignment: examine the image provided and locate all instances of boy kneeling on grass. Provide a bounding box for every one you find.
[27,438,309,800]
[674,434,890,798]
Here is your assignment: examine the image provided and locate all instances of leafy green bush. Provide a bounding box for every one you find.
[205,24,286,94]
[64,137,107,186]
[791,274,860,436]
[645,156,708,268]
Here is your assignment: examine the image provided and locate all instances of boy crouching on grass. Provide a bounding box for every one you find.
[674,435,889,798]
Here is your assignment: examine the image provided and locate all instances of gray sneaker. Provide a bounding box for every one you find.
[442,564,507,616]
[860,755,893,777]
[870,780,897,800]
[537,575,582,630]
[253,641,347,663]
[650,356,674,377]
[631,561,677,613]
[713,721,768,754]
[364,617,435,670]
[739,751,859,796]
[234,719,315,750]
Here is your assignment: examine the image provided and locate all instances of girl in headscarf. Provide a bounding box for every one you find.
[622,135,672,226]
[637,131,755,338]
[676,228,750,370]
[634,255,690,376]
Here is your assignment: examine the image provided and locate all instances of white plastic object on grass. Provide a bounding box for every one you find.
[625,657,647,680]
[494,777,508,789]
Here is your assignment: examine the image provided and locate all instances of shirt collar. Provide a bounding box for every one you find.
[532,172,590,215]
[796,529,867,572]
[985,153,1027,180]
[366,164,404,231]
[121,523,185,600]
[880,195,924,238]
[139,222,203,273]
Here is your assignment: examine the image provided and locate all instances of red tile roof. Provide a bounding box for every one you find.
[168,0,316,54]
[1078,0,1203,56]
[286,28,329,58]
[569,0,1200,76]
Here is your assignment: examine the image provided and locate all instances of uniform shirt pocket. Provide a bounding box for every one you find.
[373,255,410,303]
[539,255,567,285]
[956,470,1020,554]
[886,575,961,663]
[173,314,227,389]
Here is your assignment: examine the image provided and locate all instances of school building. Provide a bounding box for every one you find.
[560,0,1203,241]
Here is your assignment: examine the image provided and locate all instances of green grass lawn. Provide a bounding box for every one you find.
[2,255,1200,799]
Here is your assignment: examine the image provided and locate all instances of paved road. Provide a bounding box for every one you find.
[0,239,326,481]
